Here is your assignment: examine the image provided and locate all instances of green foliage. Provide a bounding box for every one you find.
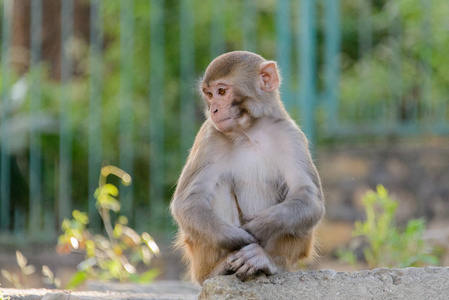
[0,284,11,300]
[57,166,160,289]
[338,185,439,269]
[338,0,449,123]
[0,251,61,289]
[0,251,35,288]
[4,0,449,232]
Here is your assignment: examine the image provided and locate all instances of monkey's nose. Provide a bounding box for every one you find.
[213,108,218,114]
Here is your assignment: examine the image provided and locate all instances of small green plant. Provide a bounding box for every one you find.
[0,284,11,300]
[57,166,160,288]
[42,266,61,289]
[0,251,35,288]
[0,251,60,289]
[338,185,439,269]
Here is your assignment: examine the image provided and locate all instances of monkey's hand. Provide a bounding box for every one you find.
[242,216,268,245]
[227,243,278,281]
[218,226,258,251]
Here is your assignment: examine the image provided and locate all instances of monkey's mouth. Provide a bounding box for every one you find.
[213,117,235,132]
[215,117,233,124]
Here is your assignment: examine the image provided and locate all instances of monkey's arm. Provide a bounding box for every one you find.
[243,134,325,245]
[242,123,324,245]
[243,184,324,245]
[171,190,256,250]
[171,143,256,251]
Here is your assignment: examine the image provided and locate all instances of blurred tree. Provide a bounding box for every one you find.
[11,0,90,79]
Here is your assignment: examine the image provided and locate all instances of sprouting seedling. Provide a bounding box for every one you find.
[95,166,132,243]
[99,165,132,187]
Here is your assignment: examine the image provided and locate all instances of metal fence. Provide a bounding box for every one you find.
[0,0,448,242]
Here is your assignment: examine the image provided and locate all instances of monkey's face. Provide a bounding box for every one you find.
[202,80,250,132]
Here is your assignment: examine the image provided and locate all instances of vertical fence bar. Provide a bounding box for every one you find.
[14,210,25,237]
[29,0,43,234]
[0,0,13,232]
[59,0,74,224]
[298,0,317,144]
[324,0,341,129]
[210,0,225,58]
[358,0,372,61]
[149,0,165,228]
[420,0,433,127]
[119,0,135,219]
[88,0,103,230]
[389,5,402,126]
[243,0,257,52]
[180,0,195,157]
[276,0,293,111]
[358,0,372,123]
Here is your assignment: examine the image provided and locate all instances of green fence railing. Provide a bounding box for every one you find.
[0,0,447,242]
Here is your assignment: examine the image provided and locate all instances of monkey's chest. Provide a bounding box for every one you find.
[228,143,286,216]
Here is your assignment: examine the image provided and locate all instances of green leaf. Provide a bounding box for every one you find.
[1,269,13,282]
[97,195,121,212]
[23,265,36,276]
[65,271,88,289]
[73,210,89,224]
[102,184,119,197]
[113,224,123,238]
[94,187,101,199]
[137,269,160,283]
[117,216,128,225]
[376,185,388,199]
[42,265,54,279]
[16,251,27,269]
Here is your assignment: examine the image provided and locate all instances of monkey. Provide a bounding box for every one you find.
[170,51,325,285]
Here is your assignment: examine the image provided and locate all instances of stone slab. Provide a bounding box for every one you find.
[199,267,449,300]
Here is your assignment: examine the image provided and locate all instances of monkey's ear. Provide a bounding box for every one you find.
[259,61,280,92]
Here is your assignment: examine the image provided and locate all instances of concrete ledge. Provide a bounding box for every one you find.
[199,267,449,300]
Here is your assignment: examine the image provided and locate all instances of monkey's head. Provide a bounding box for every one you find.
[200,51,284,133]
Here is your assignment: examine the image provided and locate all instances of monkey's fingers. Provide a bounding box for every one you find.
[235,263,253,281]
[229,252,255,271]
[235,249,278,280]
[229,257,245,271]
[227,243,259,270]
[260,263,278,275]
[227,252,241,264]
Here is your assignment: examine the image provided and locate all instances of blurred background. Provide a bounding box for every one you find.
[0,0,448,289]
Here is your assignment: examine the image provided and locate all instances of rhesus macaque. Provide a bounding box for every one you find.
[170,51,324,285]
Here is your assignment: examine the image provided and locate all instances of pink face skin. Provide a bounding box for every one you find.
[202,80,245,133]
[202,62,280,133]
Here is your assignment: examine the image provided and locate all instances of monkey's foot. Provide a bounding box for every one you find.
[227,243,278,281]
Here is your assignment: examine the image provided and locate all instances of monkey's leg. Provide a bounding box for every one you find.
[187,239,237,285]
[207,255,235,278]
[227,243,278,281]
[264,232,317,270]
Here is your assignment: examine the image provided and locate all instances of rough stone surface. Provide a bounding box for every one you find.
[4,268,449,300]
[1,280,200,300]
[199,267,449,300]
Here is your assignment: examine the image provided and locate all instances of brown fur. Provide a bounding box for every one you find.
[171,51,324,285]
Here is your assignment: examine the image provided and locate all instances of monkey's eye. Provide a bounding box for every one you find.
[205,91,213,99]
[218,88,226,96]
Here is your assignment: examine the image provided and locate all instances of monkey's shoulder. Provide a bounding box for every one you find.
[252,117,308,147]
